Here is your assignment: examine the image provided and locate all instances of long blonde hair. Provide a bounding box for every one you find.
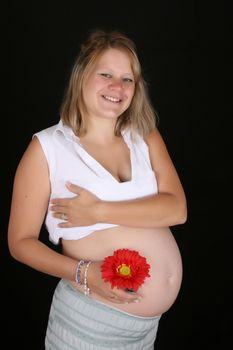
[60,29,158,136]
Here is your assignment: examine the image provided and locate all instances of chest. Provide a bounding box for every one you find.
[79,138,132,183]
[50,132,158,201]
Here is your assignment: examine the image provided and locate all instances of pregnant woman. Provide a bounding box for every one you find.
[8,29,187,349]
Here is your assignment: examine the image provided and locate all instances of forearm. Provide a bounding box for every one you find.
[96,193,187,228]
[9,238,78,282]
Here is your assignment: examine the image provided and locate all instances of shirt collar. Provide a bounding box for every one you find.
[54,119,132,144]
[54,119,81,144]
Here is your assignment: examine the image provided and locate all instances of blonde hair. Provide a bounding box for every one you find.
[60,29,158,136]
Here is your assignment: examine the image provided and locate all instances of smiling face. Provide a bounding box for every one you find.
[82,48,135,123]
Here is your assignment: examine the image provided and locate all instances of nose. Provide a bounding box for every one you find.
[109,78,123,90]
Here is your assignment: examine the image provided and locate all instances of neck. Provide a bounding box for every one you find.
[82,118,119,145]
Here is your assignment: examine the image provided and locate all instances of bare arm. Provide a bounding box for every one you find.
[98,128,187,227]
[7,137,78,279]
[7,137,141,303]
[51,128,187,228]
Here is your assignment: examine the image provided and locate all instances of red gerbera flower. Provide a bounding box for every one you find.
[100,248,150,292]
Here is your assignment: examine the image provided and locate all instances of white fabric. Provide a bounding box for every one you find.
[34,120,158,244]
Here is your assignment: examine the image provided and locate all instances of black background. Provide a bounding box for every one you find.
[2,1,231,349]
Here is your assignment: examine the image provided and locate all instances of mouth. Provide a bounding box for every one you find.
[102,95,122,103]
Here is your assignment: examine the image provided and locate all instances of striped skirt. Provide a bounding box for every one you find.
[45,279,161,349]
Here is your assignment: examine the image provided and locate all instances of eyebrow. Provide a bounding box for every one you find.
[97,68,134,76]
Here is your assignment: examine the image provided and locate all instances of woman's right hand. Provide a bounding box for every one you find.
[87,261,142,304]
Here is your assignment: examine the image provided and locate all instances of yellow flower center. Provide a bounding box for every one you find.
[117,264,131,277]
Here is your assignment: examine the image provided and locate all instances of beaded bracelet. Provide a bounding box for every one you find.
[83,261,92,296]
[75,260,86,285]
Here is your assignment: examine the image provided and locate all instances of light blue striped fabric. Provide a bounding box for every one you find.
[45,279,161,349]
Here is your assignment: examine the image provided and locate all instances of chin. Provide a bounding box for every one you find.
[102,112,122,119]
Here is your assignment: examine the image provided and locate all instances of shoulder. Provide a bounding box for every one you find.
[31,122,61,163]
[33,122,61,150]
[143,128,171,162]
[34,123,58,138]
[144,127,164,147]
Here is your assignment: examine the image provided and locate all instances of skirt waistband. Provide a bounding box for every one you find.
[45,279,161,349]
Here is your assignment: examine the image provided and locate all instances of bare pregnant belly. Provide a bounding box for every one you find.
[62,226,183,317]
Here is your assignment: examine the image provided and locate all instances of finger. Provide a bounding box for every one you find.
[112,287,140,298]
[50,206,68,216]
[108,291,141,304]
[52,212,68,220]
[116,289,142,303]
[108,295,126,304]
[110,296,141,304]
[58,222,73,228]
[50,198,69,206]
[66,182,84,194]
[123,295,142,303]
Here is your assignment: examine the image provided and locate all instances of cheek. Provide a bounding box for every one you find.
[127,87,135,103]
[85,77,106,95]
[82,87,94,110]
[82,81,97,104]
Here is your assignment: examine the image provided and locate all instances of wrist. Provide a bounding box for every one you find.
[75,260,92,296]
[75,260,86,284]
[83,261,92,295]
[95,201,109,222]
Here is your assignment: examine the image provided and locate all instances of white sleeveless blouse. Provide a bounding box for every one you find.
[34,120,158,244]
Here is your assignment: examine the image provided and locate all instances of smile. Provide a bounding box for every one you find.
[103,95,121,103]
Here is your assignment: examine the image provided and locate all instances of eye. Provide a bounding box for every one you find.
[99,73,112,78]
[123,77,134,83]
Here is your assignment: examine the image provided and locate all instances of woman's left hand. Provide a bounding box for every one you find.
[50,182,101,227]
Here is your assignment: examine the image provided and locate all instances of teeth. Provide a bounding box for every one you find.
[103,95,120,102]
